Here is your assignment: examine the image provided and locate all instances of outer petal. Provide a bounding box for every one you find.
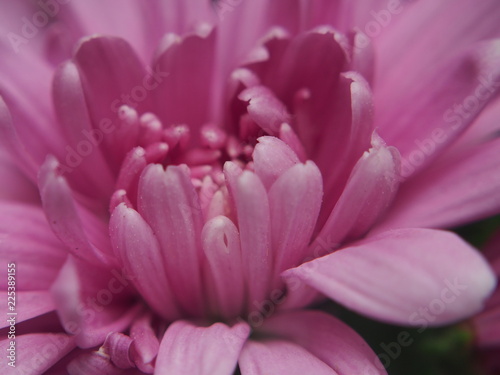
[0,96,39,179]
[59,0,216,58]
[447,94,500,153]
[260,310,386,375]
[154,320,250,375]
[375,0,500,97]
[376,38,500,172]
[0,291,54,329]
[239,340,338,375]
[0,148,38,203]
[286,228,496,326]
[0,201,66,290]
[60,1,153,59]
[0,50,66,178]
[51,256,138,348]
[0,333,75,374]
[379,136,500,230]
[67,351,135,375]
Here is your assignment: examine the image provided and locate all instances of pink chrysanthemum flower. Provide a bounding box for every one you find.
[1,0,499,374]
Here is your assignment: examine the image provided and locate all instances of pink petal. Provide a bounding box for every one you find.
[110,203,181,321]
[245,30,355,192]
[229,170,272,305]
[214,0,287,80]
[72,35,151,168]
[305,0,405,34]
[59,0,216,60]
[313,134,400,249]
[155,320,250,375]
[61,1,150,58]
[52,60,115,199]
[285,228,496,326]
[293,72,372,231]
[239,86,291,134]
[448,95,500,153]
[260,310,386,375]
[248,28,346,108]
[153,27,215,131]
[380,136,500,230]
[263,2,303,36]
[239,339,337,375]
[0,148,38,203]
[376,38,500,172]
[0,52,66,176]
[376,0,500,99]
[278,277,325,311]
[0,291,54,329]
[101,332,135,369]
[349,30,375,84]
[0,96,38,179]
[113,143,169,210]
[269,161,323,275]
[0,333,75,374]
[253,136,300,190]
[0,1,36,35]
[38,156,115,266]
[138,164,204,315]
[0,201,66,290]
[301,1,342,31]
[245,28,294,92]
[67,351,130,375]
[130,314,160,373]
[243,27,290,71]
[223,68,261,137]
[149,0,216,37]
[278,123,307,162]
[202,216,245,318]
[114,147,148,208]
[222,160,243,208]
[51,256,139,348]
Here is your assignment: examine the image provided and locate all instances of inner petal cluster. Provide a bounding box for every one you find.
[109,98,322,323]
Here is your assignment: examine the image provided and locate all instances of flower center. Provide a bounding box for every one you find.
[109,103,307,323]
